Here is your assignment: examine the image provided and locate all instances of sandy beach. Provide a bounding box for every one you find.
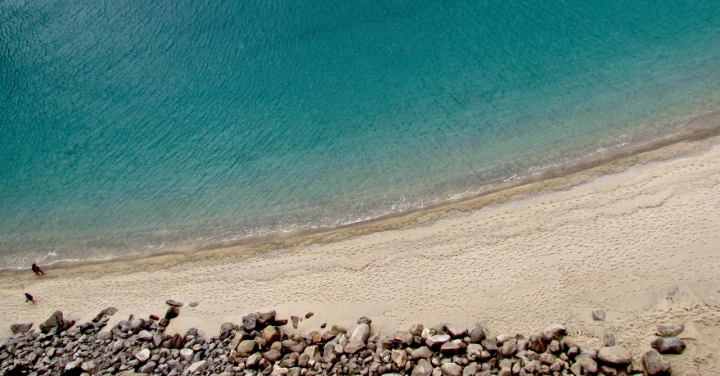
[2,132,720,374]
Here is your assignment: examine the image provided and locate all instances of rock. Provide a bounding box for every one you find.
[592,310,606,321]
[237,339,258,356]
[444,324,468,338]
[165,299,183,307]
[243,313,259,331]
[165,307,180,320]
[189,301,199,307]
[575,353,598,374]
[468,324,486,343]
[320,322,327,328]
[527,335,545,353]
[187,360,207,373]
[412,359,433,376]
[651,337,686,354]
[466,344,482,360]
[246,352,263,367]
[305,312,314,319]
[264,349,282,362]
[169,333,183,349]
[65,360,81,371]
[81,360,97,372]
[542,324,566,341]
[440,341,464,356]
[597,346,632,366]
[498,367,512,376]
[462,362,478,376]
[501,339,517,356]
[480,338,498,353]
[219,322,236,341]
[291,316,301,329]
[411,346,434,360]
[441,363,463,376]
[357,316,372,324]
[394,330,414,346]
[137,330,153,341]
[149,314,160,321]
[129,318,146,332]
[39,311,63,333]
[92,307,118,322]
[258,311,276,326]
[263,326,280,344]
[409,324,424,336]
[180,348,194,361]
[603,332,616,347]
[391,349,407,367]
[344,338,365,354]
[656,323,684,337]
[569,362,582,376]
[642,349,671,376]
[135,348,151,362]
[10,323,32,334]
[426,334,451,348]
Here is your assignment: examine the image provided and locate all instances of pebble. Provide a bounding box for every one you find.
[165,299,183,308]
[642,349,671,376]
[597,346,631,366]
[656,323,684,337]
[651,337,686,354]
[592,310,606,321]
[189,301,199,307]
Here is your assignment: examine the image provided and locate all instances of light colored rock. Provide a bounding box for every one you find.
[444,324,468,338]
[65,360,81,371]
[137,330,153,341]
[134,348,151,363]
[426,334,451,348]
[391,349,407,367]
[411,346,433,360]
[597,346,632,366]
[180,348,194,361]
[501,339,517,357]
[462,362,478,376]
[187,360,206,373]
[237,339,258,356]
[656,323,684,337]
[394,330,414,346]
[542,324,566,341]
[575,353,598,374]
[441,363,462,376]
[592,310,606,321]
[603,332,616,347]
[412,359,434,376]
[246,352,263,368]
[466,343,482,360]
[271,366,288,376]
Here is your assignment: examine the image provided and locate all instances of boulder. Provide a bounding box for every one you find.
[656,323,684,337]
[444,324,468,338]
[642,349,671,376]
[39,311,64,333]
[597,346,631,366]
[426,334,451,348]
[165,299,183,307]
[592,310,606,321]
[10,323,32,334]
[542,324,566,341]
[412,359,433,376]
[651,337,686,354]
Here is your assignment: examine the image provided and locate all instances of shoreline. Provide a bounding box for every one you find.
[2,112,720,373]
[3,109,720,275]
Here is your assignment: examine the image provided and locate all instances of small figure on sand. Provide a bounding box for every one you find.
[25,293,35,303]
[32,263,45,276]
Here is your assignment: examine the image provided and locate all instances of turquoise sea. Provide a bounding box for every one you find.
[2,0,720,269]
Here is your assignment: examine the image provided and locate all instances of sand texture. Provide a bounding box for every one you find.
[2,137,720,373]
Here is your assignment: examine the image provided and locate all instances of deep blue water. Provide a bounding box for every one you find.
[2,0,720,268]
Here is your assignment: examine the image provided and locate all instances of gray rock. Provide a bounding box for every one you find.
[189,301,199,307]
[264,349,282,362]
[412,359,434,376]
[575,353,598,374]
[138,360,156,374]
[10,323,32,334]
[39,311,63,333]
[651,337,686,354]
[466,344,482,361]
[642,349,671,376]
[129,318,146,332]
[263,326,280,344]
[426,334,451,348]
[135,348,151,362]
[243,313,259,331]
[180,348,194,361]
[394,330,414,346]
[220,322,236,341]
[501,339,517,357]
[541,324,566,341]
[246,352,263,368]
[597,346,631,366]
[166,299,184,307]
[592,310,606,321]
[137,330,153,341]
[468,324,486,343]
[65,360,81,371]
[444,324,468,338]
[187,360,207,373]
[291,316,300,329]
[462,362,478,376]
[411,346,433,360]
[656,323,684,337]
[603,332,616,347]
[441,363,463,376]
[357,316,372,324]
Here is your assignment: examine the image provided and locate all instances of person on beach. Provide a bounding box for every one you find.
[25,293,35,303]
[32,263,45,276]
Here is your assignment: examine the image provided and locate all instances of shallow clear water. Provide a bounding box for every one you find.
[2,0,720,268]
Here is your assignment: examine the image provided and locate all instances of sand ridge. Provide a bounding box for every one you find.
[2,137,720,373]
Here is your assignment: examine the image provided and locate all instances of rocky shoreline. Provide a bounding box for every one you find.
[1,303,687,376]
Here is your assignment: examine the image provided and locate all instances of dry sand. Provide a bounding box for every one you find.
[2,135,720,373]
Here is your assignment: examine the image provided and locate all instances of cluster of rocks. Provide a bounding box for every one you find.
[1,306,686,376]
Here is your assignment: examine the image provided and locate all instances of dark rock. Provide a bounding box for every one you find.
[10,323,32,334]
[603,332,616,347]
[642,349,671,376]
[592,310,606,321]
[444,324,467,338]
[258,311,276,327]
[169,333,184,349]
[166,299,184,307]
[158,318,169,327]
[291,316,301,329]
[320,323,327,329]
[39,311,64,333]
[263,326,280,344]
[541,324,566,341]
[468,324,486,343]
[656,323,684,337]
[243,312,259,331]
[165,307,180,320]
[305,312,314,319]
[440,341,463,356]
[357,316,372,324]
[651,337,686,354]
[92,307,118,323]
[149,314,160,321]
[275,318,289,326]
[219,322,236,340]
[426,334,451,348]
[527,335,545,353]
